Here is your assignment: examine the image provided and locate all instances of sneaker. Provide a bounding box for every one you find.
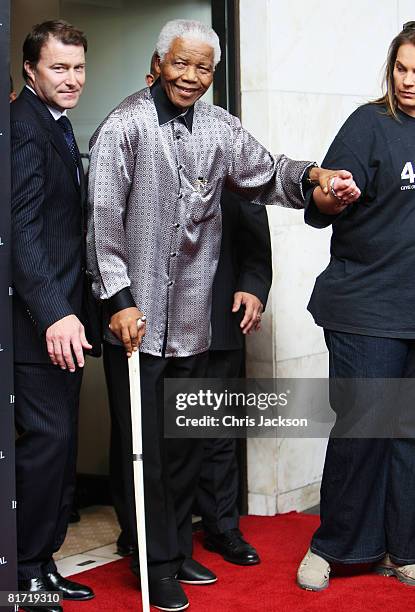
[296,549,330,591]
[374,554,415,586]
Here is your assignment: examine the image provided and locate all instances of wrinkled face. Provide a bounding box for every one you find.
[157,37,214,109]
[25,35,85,112]
[393,43,415,117]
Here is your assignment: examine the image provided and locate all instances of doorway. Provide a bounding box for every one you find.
[9,0,245,561]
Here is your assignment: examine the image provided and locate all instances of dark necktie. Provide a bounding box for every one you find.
[57,116,79,168]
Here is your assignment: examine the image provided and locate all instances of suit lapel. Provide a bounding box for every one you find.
[21,88,81,192]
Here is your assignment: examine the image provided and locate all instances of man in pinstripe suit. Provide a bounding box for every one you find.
[196,189,271,565]
[11,21,94,611]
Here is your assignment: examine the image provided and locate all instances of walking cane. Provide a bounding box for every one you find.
[128,348,150,612]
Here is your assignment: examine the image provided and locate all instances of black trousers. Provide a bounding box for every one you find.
[14,363,83,580]
[104,343,208,579]
[196,349,243,534]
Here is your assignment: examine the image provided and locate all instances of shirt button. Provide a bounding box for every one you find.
[168,280,174,287]
[176,134,181,140]
[178,164,183,171]
[170,252,177,257]
[178,193,183,199]
[173,222,180,228]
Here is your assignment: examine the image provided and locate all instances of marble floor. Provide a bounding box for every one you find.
[56,506,122,577]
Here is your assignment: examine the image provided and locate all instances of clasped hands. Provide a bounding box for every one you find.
[311,168,361,214]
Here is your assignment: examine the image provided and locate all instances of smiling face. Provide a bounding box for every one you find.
[24,35,85,112]
[157,37,214,109]
[393,43,415,117]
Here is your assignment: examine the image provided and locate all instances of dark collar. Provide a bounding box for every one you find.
[150,78,194,132]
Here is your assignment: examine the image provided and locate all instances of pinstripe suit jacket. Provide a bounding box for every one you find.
[210,190,272,351]
[11,87,85,363]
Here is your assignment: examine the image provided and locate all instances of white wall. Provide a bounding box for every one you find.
[240,0,411,514]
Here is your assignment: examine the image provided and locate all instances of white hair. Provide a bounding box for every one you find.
[156,19,221,67]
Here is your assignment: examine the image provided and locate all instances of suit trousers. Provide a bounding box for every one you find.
[104,342,208,578]
[311,330,415,565]
[196,349,244,534]
[14,363,83,580]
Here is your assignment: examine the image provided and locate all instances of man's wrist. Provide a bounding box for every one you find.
[107,288,136,317]
[306,163,320,185]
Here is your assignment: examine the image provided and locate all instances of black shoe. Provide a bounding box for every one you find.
[43,571,95,601]
[117,542,137,557]
[204,528,261,565]
[18,577,63,612]
[149,576,189,611]
[176,558,217,585]
[116,531,137,557]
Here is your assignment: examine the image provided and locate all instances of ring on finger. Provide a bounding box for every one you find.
[329,177,340,200]
[137,315,147,328]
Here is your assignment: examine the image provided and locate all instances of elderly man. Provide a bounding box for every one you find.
[88,19,360,611]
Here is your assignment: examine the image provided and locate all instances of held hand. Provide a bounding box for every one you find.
[312,171,361,215]
[310,167,360,198]
[109,306,146,358]
[232,291,264,335]
[46,314,92,372]
[331,173,361,204]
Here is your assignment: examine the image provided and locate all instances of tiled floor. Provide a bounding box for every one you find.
[56,506,122,577]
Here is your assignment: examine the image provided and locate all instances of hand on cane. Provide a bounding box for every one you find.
[109,306,146,357]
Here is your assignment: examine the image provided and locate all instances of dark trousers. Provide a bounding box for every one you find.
[311,330,415,565]
[14,363,83,580]
[196,349,243,534]
[104,343,208,578]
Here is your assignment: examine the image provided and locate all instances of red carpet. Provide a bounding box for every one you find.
[65,513,414,611]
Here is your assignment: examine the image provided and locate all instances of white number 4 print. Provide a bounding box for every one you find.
[401,161,415,183]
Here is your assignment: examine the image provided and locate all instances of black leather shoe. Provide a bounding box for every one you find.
[204,528,261,565]
[18,577,63,612]
[117,542,137,557]
[149,576,189,611]
[117,532,137,557]
[176,558,217,584]
[43,571,95,600]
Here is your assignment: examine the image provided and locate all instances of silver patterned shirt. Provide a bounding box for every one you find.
[87,82,312,357]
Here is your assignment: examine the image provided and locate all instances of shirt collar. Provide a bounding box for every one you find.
[150,78,194,132]
[25,85,68,120]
